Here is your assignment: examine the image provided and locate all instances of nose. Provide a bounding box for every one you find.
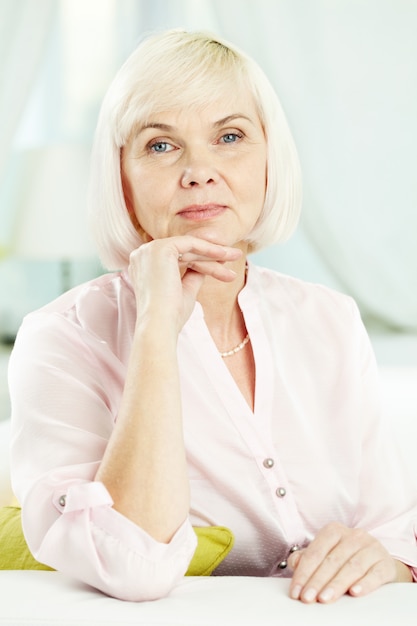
[180,152,218,188]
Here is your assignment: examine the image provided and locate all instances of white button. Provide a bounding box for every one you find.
[276,487,286,497]
[263,458,274,468]
[58,495,66,507]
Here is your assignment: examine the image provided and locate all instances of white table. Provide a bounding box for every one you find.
[0,572,415,625]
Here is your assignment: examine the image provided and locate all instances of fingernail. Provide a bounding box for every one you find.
[303,588,317,602]
[319,587,334,602]
[350,584,362,596]
[290,584,302,600]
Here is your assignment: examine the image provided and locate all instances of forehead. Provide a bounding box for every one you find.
[139,88,262,130]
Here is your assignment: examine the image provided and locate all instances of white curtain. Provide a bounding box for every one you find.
[1,0,416,333]
[207,0,417,332]
[0,0,56,176]
[0,0,56,252]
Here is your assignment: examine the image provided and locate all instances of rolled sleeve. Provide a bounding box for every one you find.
[32,481,197,601]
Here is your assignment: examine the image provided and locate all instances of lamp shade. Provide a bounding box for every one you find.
[13,144,95,260]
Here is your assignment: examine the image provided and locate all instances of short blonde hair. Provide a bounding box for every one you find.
[88,29,302,270]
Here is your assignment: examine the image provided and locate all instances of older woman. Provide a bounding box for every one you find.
[9,29,417,603]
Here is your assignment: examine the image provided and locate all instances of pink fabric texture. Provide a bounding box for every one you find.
[9,263,417,599]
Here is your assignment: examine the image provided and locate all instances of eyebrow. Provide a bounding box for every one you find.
[136,113,254,135]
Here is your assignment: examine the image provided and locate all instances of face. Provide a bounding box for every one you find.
[121,89,267,250]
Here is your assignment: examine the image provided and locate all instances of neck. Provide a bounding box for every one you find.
[197,254,248,343]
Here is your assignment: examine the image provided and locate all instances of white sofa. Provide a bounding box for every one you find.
[377,366,417,480]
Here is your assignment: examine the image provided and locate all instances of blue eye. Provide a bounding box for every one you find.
[150,141,170,153]
[222,133,240,143]
[148,140,176,154]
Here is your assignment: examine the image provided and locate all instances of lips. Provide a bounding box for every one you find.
[177,204,227,220]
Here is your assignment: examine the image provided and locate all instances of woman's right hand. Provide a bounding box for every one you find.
[128,235,242,333]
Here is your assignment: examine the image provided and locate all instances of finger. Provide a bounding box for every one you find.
[292,527,393,604]
[183,260,238,282]
[314,550,394,603]
[177,242,242,265]
[289,522,344,601]
[180,267,207,300]
[313,531,395,603]
[130,239,241,289]
[288,548,303,571]
[346,554,396,599]
[311,543,377,603]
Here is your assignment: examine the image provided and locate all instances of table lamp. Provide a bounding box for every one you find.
[12,144,96,292]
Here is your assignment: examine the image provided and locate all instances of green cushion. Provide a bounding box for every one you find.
[0,507,53,570]
[187,525,234,575]
[0,506,233,575]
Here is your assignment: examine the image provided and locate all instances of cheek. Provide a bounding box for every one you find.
[123,170,153,216]
[121,169,154,240]
[129,183,173,243]
[121,171,134,215]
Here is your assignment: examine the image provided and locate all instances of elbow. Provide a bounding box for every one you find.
[23,486,197,602]
[34,535,191,602]
[33,516,195,602]
[88,520,196,601]
[98,564,186,602]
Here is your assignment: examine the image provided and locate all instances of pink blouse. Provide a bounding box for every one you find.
[9,263,417,600]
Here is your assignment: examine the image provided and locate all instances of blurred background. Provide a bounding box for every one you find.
[0,0,416,422]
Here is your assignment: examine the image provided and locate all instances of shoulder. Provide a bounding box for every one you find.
[32,271,132,316]
[246,263,366,348]
[247,264,373,372]
[14,271,135,356]
[248,263,357,316]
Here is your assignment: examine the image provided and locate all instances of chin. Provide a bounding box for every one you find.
[186,225,249,248]
[184,227,228,245]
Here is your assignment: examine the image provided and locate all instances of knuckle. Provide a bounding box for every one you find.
[350,527,372,548]
[302,546,323,565]
[369,560,392,583]
[322,521,345,539]
[351,527,366,540]
[129,246,141,262]
[326,521,344,531]
[323,551,338,566]
[346,555,363,572]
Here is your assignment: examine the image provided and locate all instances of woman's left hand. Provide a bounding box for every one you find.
[288,522,411,603]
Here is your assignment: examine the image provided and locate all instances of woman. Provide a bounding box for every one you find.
[9,29,417,603]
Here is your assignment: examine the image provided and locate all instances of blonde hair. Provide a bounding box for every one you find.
[88,29,302,269]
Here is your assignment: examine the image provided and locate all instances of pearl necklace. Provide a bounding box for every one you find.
[219,263,250,358]
[220,333,250,358]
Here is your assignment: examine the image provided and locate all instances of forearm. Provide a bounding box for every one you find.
[95,237,241,541]
[95,319,190,543]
